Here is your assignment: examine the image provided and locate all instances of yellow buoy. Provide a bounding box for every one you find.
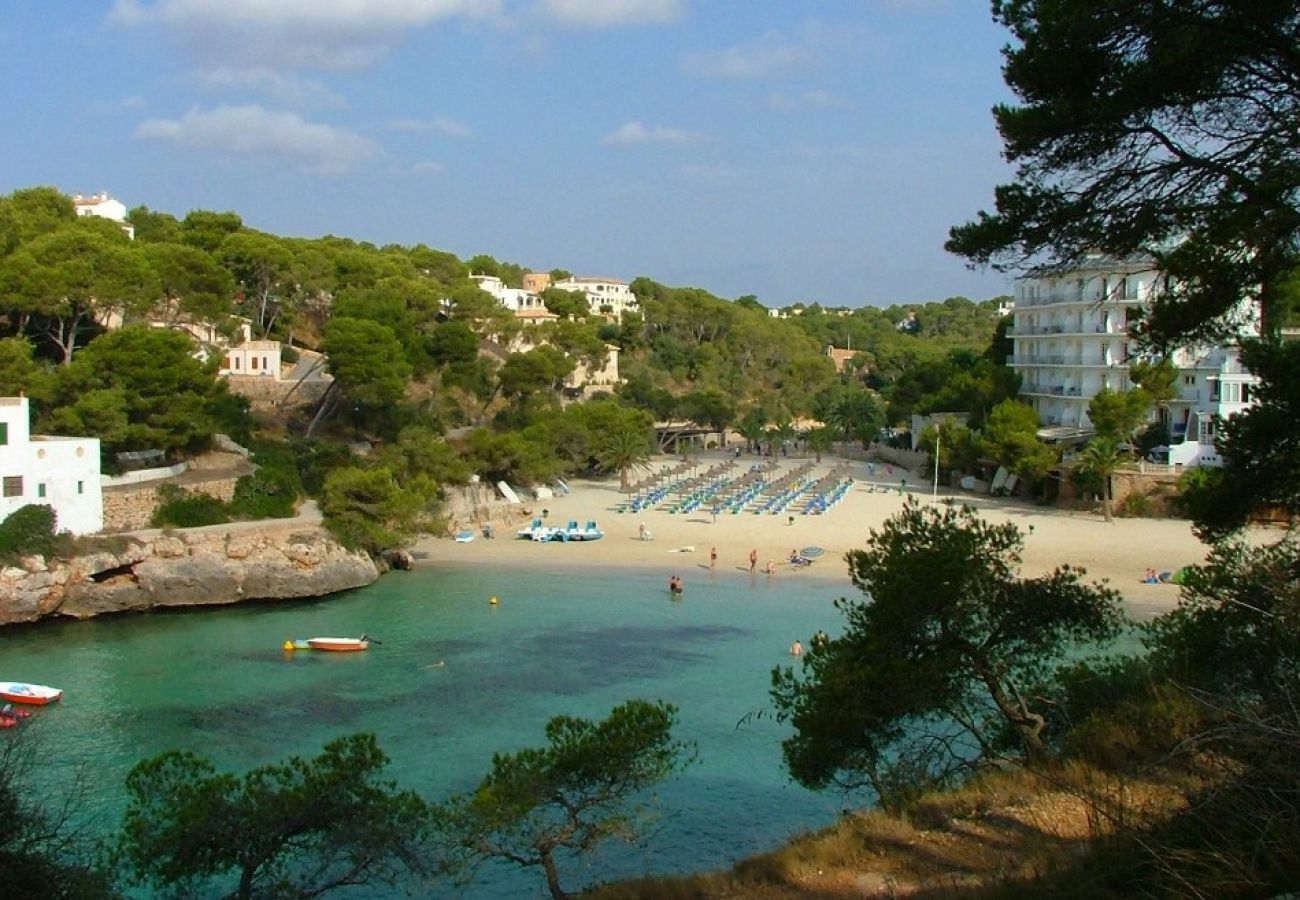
[283,640,295,651]
[489,596,499,605]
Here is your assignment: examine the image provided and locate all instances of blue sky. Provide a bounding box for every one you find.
[1,1,1017,307]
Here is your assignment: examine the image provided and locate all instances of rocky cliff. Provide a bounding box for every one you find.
[0,523,380,626]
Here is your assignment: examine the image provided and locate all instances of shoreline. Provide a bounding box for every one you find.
[413,454,1220,622]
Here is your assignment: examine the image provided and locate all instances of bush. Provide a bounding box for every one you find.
[0,505,64,559]
[229,470,297,519]
[1117,491,1150,518]
[1048,657,1207,770]
[1171,465,1223,520]
[150,485,230,528]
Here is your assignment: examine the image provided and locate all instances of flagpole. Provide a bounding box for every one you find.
[932,429,940,500]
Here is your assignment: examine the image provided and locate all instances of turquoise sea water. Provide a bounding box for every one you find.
[0,561,857,898]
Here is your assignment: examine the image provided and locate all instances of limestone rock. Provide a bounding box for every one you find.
[0,524,380,626]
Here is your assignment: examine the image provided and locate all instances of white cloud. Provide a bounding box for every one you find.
[769,89,846,112]
[195,68,345,108]
[109,0,501,71]
[412,161,445,175]
[681,34,810,79]
[134,104,379,175]
[540,0,682,29]
[387,116,472,138]
[602,121,700,146]
[112,0,493,30]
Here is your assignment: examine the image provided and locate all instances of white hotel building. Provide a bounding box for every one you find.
[0,397,103,535]
[1009,253,1258,465]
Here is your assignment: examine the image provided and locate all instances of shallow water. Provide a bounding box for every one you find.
[1,562,856,897]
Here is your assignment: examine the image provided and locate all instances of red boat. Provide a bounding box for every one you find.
[0,704,32,727]
[0,682,62,705]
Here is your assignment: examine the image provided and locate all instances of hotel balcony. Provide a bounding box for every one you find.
[1008,355,1129,368]
[1007,324,1129,337]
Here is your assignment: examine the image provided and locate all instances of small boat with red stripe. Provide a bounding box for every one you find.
[0,682,62,706]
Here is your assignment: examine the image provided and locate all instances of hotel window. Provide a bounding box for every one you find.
[0,422,7,445]
[251,357,259,370]
[37,483,45,499]
[77,480,84,494]
[3,476,22,497]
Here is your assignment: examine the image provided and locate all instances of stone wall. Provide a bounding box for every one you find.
[440,483,537,537]
[227,376,331,412]
[102,474,241,532]
[0,522,379,626]
[1058,468,1184,517]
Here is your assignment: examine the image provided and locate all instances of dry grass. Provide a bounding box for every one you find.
[583,762,1209,900]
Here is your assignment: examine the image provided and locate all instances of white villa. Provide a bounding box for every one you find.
[222,340,282,380]
[1010,252,1259,465]
[469,274,551,316]
[553,276,639,318]
[0,397,103,535]
[73,191,134,239]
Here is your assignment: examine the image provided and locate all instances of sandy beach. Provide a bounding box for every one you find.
[415,453,1216,621]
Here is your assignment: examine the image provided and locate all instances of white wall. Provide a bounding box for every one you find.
[0,398,103,535]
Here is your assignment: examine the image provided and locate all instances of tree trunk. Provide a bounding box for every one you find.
[541,850,569,900]
[974,663,1048,764]
[1101,475,1113,523]
[305,381,338,439]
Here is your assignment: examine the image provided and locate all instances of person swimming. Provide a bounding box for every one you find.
[668,575,684,596]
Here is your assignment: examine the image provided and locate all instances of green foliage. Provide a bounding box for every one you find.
[320,465,431,556]
[114,733,427,900]
[1086,388,1151,443]
[947,1,1300,341]
[179,209,242,253]
[45,326,235,459]
[1145,535,1300,702]
[0,336,53,405]
[462,428,559,486]
[1075,436,1126,522]
[1038,655,1208,770]
[150,484,230,529]
[0,219,159,363]
[540,287,590,320]
[772,500,1125,799]
[437,700,696,900]
[1180,338,1300,540]
[0,733,115,899]
[379,426,471,488]
[321,317,413,415]
[588,404,654,490]
[288,439,355,497]
[981,400,1057,482]
[1171,464,1224,522]
[0,186,76,255]
[883,348,1018,427]
[229,469,297,520]
[916,419,982,478]
[0,504,63,559]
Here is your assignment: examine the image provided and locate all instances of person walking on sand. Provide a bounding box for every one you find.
[710,546,717,569]
[749,548,758,572]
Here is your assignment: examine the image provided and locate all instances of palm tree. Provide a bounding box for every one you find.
[804,426,834,463]
[594,418,653,492]
[1076,436,1126,522]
